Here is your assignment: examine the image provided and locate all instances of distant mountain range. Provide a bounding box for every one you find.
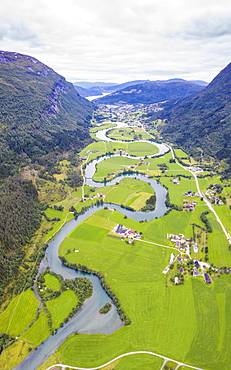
[73,80,150,98]
[157,63,231,175]
[90,79,207,104]
[0,51,93,176]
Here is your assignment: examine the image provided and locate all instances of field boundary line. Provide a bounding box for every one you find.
[140,239,179,251]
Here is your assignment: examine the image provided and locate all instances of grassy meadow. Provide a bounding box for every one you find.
[107,127,152,141]
[20,308,50,346]
[79,141,159,163]
[1,113,231,370]
[0,289,39,337]
[97,177,154,210]
[46,290,79,329]
[55,206,231,370]
[44,273,61,291]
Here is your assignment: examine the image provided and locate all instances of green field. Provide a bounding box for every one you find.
[107,127,152,141]
[20,308,50,345]
[79,141,159,163]
[0,340,33,369]
[114,354,163,369]
[97,177,154,210]
[46,290,79,329]
[2,112,231,370]
[55,206,231,370]
[214,205,231,234]
[44,273,61,291]
[45,208,68,220]
[0,289,39,337]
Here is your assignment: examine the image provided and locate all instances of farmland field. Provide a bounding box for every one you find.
[46,290,79,329]
[0,289,39,337]
[2,109,231,370]
[44,273,61,291]
[56,208,231,370]
[79,141,159,163]
[20,308,50,345]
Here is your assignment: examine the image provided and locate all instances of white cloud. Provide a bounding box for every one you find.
[0,0,231,82]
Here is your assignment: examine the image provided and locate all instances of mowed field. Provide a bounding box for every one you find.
[93,151,190,181]
[79,141,159,163]
[20,308,50,345]
[98,178,154,210]
[57,207,231,370]
[0,289,39,337]
[2,130,231,370]
[107,127,152,141]
[46,290,79,329]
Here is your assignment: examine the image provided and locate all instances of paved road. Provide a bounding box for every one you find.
[166,144,231,245]
[43,139,218,370]
[45,350,205,370]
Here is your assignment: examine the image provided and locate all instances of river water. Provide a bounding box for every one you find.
[14,124,169,370]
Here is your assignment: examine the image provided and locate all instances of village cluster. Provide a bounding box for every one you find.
[113,224,143,243]
[163,233,212,285]
[205,184,225,205]
[171,184,201,211]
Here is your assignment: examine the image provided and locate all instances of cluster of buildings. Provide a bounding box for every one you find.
[172,178,180,185]
[205,185,224,205]
[83,192,105,202]
[168,233,192,252]
[113,224,142,242]
[164,233,213,285]
[84,150,99,154]
[129,160,150,169]
[188,166,204,173]
[183,199,197,212]
[183,190,200,197]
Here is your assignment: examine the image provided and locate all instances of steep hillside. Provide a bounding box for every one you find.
[158,62,231,174]
[93,79,205,105]
[0,51,93,292]
[0,51,93,177]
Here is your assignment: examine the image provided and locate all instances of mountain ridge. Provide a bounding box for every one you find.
[157,62,231,175]
[0,50,93,175]
[92,79,206,104]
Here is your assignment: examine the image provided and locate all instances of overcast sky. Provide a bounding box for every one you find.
[1,0,231,83]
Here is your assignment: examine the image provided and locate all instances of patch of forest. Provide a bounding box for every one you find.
[0,176,42,291]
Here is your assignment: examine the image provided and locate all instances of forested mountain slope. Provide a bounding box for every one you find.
[158,62,231,174]
[0,51,93,178]
[0,51,93,292]
[93,79,205,104]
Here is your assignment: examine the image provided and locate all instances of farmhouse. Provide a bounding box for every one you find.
[194,260,200,268]
[172,178,180,185]
[174,277,181,284]
[204,273,211,284]
[114,224,141,240]
[193,267,199,276]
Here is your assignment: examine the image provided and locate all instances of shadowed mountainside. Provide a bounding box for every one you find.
[157,63,231,175]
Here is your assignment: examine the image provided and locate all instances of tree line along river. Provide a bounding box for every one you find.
[14,123,169,370]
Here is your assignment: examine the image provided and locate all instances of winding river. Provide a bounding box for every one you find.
[14,124,169,370]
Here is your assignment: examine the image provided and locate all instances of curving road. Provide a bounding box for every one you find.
[45,350,205,370]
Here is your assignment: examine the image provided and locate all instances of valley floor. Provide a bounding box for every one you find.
[1,107,231,370]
